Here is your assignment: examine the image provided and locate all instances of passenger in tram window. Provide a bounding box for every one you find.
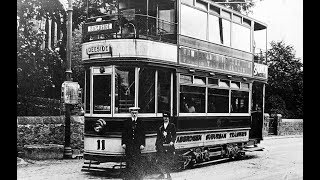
[187,101,196,113]
[155,112,176,180]
[180,97,189,113]
[121,107,146,180]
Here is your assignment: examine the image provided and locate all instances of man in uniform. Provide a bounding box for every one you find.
[122,107,146,180]
[155,112,176,179]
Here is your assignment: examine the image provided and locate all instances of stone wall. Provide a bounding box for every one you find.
[278,119,303,136]
[262,114,303,136]
[17,116,84,154]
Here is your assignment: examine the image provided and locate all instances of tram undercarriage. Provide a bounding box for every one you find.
[82,139,263,175]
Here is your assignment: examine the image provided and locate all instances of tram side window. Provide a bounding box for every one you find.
[85,69,90,113]
[158,70,171,113]
[138,68,155,113]
[231,90,249,113]
[208,88,229,113]
[93,75,111,114]
[115,67,135,113]
[180,85,205,113]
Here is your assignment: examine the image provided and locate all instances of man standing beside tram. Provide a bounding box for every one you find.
[155,112,177,180]
[121,107,146,180]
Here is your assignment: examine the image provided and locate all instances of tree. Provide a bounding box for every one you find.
[213,0,262,14]
[266,41,303,118]
[17,0,87,115]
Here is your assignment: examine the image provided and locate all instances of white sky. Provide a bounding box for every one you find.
[249,0,303,62]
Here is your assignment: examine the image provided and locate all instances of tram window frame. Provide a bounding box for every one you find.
[158,70,172,114]
[92,66,113,115]
[85,68,90,114]
[207,88,229,113]
[193,76,206,85]
[178,73,250,116]
[209,4,220,15]
[138,67,156,114]
[241,82,249,89]
[181,0,194,6]
[180,74,193,84]
[230,81,240,89]
[219,79,230,88]
[208,78,219,86]
[230,90,249,113]
[195,0,208,11]
[114,66,136,115]
[180,85,206,114]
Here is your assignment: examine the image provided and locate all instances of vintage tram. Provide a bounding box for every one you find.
[81,0,268,171]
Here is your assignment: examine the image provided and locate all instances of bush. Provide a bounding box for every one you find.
[17,95,62,116]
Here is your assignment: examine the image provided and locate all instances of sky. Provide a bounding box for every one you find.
[249,0,303,62]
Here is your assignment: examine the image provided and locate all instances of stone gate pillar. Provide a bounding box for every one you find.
[263,113,270,137]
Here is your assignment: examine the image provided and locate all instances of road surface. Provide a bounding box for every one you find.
[17,135,303,180]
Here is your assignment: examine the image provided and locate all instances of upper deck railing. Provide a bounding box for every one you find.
[82,14,177,44]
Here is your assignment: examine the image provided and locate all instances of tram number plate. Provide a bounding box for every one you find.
[96,139,106,150]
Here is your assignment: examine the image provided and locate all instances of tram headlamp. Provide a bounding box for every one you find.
[93,119,106,133]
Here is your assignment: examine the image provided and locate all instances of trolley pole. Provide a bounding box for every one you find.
[63,0,73,159]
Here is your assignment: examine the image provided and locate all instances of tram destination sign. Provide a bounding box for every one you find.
[86,44,111,55]
[179,47,252,76]
[83,21,118,35]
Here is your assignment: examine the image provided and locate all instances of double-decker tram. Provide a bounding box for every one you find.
[81,0,268,172]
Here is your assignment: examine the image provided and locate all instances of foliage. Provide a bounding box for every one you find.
[213,0,261,14]
[266,41,303,118]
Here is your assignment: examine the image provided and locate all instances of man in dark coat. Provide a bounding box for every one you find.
[155,112,176,179]
[122,107,146,180]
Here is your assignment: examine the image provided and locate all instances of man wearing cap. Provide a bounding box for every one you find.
[122,107,146,180]
[155,112,176,179]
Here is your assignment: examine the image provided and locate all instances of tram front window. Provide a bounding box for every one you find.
[138,68,155,113]
[158,70,171,113]
[93,75,111,114]
[115,67,135,113]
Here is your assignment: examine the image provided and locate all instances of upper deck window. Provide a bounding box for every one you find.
[233,14,242,24]
[243,18,251,27]
[181,0,194,6]
[221,10,231,19]
[232,22,251,52]
[209,5,220,15]
[208,14,222,44]
[195,0,208,11]
[181,4,207,41]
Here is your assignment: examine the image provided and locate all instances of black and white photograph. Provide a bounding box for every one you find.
[17,0,303,179]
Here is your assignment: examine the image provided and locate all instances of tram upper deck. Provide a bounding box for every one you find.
[82,0,267,76]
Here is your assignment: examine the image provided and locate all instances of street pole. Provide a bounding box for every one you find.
[63,0,73,159]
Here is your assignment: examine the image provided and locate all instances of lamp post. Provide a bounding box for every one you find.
[63,0,73,159]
